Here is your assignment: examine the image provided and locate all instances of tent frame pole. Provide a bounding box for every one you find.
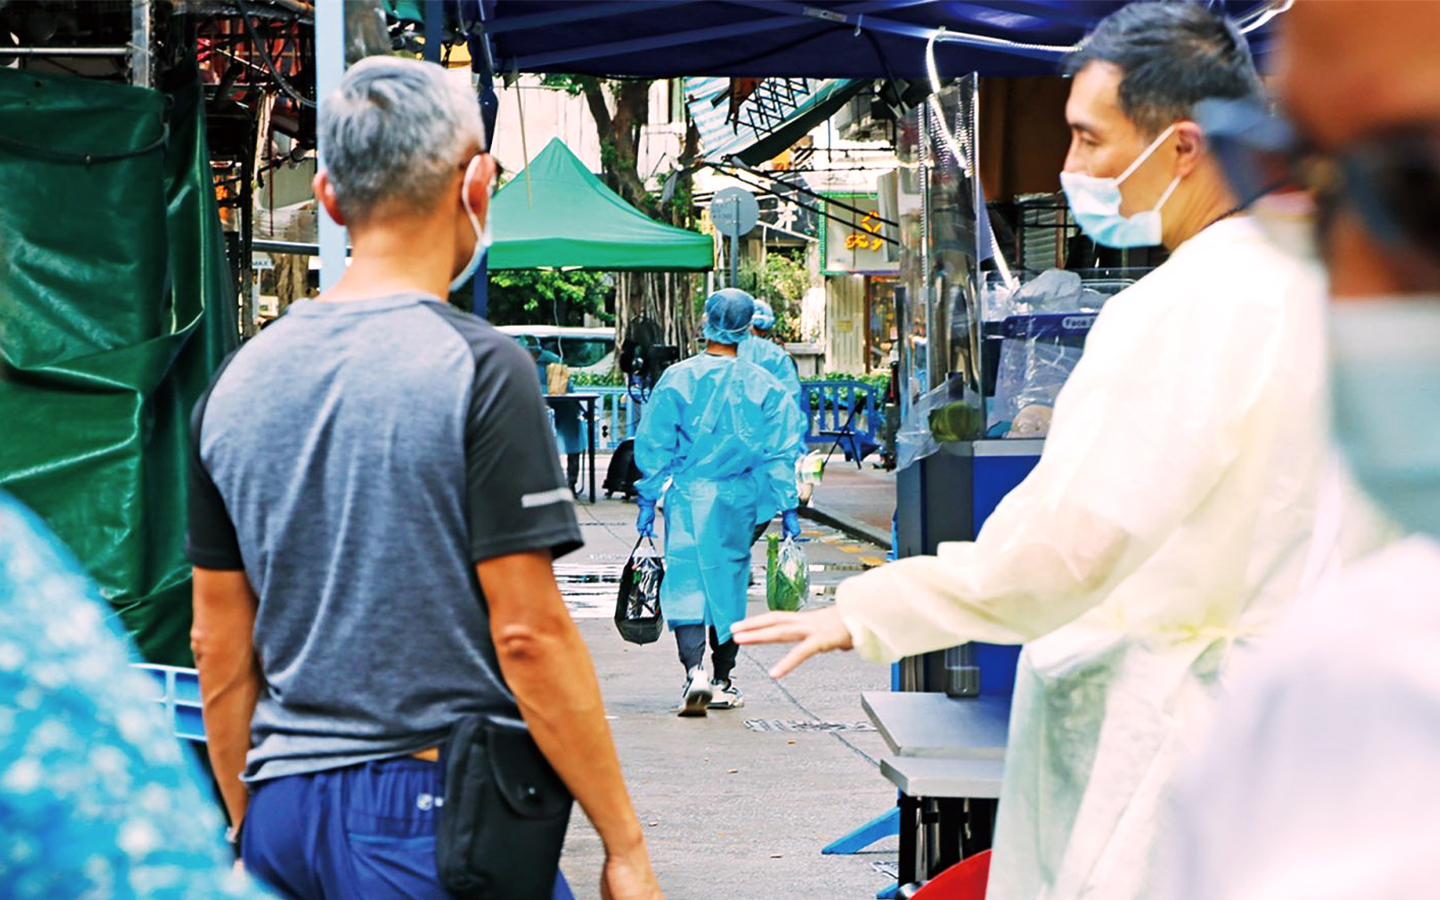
[316,1,346,291]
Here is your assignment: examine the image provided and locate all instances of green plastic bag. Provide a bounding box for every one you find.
[766,534,810,612]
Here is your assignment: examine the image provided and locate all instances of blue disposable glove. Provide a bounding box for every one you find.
[781,509,801,541]
[637,500,656,538]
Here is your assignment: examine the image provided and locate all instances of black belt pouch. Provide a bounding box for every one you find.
[436,713,573,899]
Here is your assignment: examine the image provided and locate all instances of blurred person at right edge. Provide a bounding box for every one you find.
[1167,3,1440,897]
[734,3,1391,899]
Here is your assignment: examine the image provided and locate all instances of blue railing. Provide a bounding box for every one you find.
[555,381,879,458]
[542,387,642,452]
[541,388,642,452]
[800,380,880,463]
[591,387,642,451]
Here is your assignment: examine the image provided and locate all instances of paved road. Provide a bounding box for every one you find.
[557,496,899,899]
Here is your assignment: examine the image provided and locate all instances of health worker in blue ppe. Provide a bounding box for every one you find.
[635,289,804,718]
[518,334,586,495]
[738,298,808,523]
[735,6,1389,900]
[743,299,800,391]
[738,298,801,400]
[739,298,804,419]
[1165,4,1440,898]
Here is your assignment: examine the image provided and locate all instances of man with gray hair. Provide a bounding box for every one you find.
[736,3,1386,897]
[187,57,662,899]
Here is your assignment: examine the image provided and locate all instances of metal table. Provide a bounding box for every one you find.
[545,392,599,504]
[880,756,1005,798]
[881,756,1005,888]
[863,692,1010,889]
[861,691,1011,759]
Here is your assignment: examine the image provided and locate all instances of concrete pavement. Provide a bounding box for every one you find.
[802,458,896,549]
[558,495,898,899]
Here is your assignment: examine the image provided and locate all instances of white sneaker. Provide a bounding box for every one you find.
[677,666,711,717]
[708,679,744,710]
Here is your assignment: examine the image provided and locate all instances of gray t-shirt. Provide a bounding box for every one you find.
[186,293,581,782]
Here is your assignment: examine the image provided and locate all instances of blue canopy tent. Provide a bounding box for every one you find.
[449,1,1286,307]
[346,2,1287,312]
[466,1,1284,79]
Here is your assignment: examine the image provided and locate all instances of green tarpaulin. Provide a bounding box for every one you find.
[0,65,237,665]
[489,138,713,271]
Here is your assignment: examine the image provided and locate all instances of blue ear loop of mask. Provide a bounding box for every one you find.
[450,155,492,292]
[1060,124,1180,248]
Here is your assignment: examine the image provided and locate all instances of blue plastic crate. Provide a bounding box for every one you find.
[133,664,207,743]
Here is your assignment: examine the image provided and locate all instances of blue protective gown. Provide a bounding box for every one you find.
[534,350,585,455]
[738,335,808,457]
[635,352,804,642]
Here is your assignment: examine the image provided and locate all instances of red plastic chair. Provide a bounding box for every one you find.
[911,850,991,900]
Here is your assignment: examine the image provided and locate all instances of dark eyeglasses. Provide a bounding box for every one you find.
[1198,98,1440,263]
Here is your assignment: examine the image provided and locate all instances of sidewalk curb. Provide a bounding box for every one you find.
[800,504,890,549]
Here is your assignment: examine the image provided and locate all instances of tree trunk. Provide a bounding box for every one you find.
[614,271,696,363]
[574,79,701,368]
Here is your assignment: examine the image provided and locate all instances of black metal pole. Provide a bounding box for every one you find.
[422,0,443,63]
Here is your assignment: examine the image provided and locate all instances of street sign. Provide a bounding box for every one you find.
[711,187,759,238]
[711,187,758,288]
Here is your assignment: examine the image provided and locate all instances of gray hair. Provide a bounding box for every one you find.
[1065,2,1263,137]
[319,55,485,226]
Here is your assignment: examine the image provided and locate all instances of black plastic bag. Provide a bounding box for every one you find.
[614,537,664,644]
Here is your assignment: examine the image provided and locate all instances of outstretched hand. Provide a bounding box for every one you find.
[731,606,855,678]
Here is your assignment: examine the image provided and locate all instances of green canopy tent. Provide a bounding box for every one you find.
[489,138,713,271]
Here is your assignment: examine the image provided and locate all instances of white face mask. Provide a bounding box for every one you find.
[450,155,492,293]
[1330,298,1440,536]
[1059,124,1180,248]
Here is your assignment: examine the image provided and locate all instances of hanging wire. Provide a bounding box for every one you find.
[923,30,1016,292]
[1238,0,1294,33]
[924,22,1080,57]
[234,0,316,109]
[914,0,1287,60]
[924,30,971,175]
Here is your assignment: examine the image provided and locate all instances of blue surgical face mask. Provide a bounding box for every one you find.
[1060,124,1179,248]
[450,155,492,293]
[1330,298,1440,536]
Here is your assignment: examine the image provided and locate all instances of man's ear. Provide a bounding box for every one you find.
[1173,121,1206,178]
[314,170,346,227]
[465,153,499,222]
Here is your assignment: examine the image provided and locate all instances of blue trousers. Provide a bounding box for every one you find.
[243,756,572,899]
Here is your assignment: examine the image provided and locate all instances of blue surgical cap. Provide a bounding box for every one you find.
[751,298,775,332]
[703,288,756,345]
